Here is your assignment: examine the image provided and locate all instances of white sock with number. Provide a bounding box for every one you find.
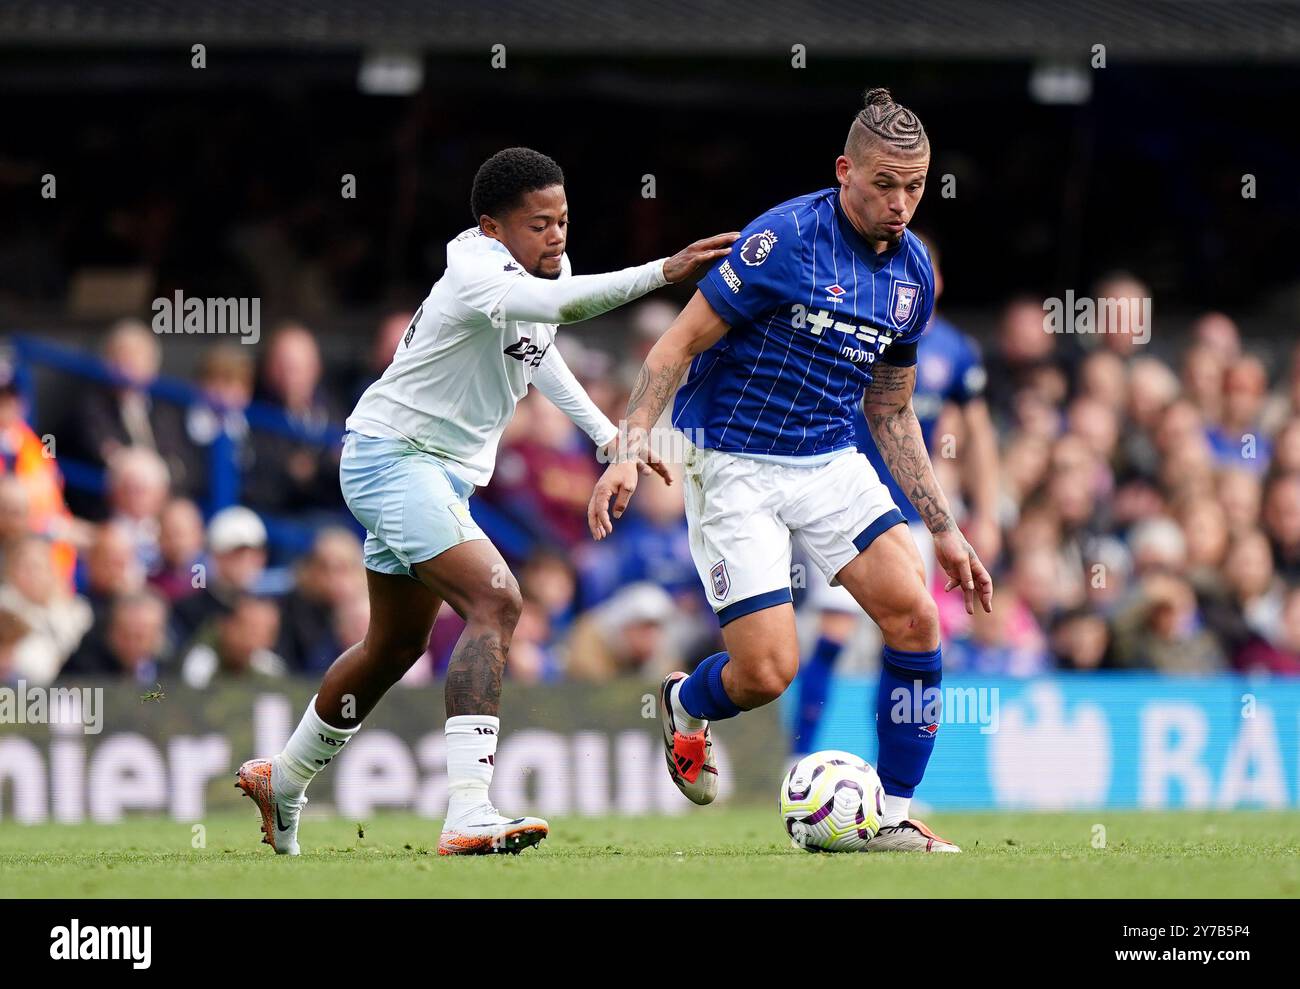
[445,715,500,822]
[275,695,359,799]
[882,794,911,828]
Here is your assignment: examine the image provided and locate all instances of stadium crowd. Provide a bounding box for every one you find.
[3,279,1300,689]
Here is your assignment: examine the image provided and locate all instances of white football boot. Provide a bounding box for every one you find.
[235,758,307,856]
[659,672,719,805]
[438,804,549,856]
[867,819,961,853]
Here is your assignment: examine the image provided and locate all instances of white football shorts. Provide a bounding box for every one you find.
[682,442,904,626]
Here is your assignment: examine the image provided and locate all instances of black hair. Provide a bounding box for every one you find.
[846,88,929,157]
[470,147,565,221]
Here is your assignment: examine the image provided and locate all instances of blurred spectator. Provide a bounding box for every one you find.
[944,585,1047,677]
[0,535,92,683]
[341,310,413,404]
[1218,468,1262,536]
[182,344,255,499]
[149,497,206,601]
[1262,473,1300,581]
[56,319,193,510]
[180,594,286,688]
[0,475,32,565]
[244,323,343,513]
[275,525,365,672]
[171,505,268,648]
[0,610,29,686]
[63,589,168,683]
[105,445,171,573]
[1200,528,1284,657]
[519,548,578,639]
[0,361,77,584]
[1110,573,1225,674]
[984,296,1071,426]
[1233,584,1300,676]
[74,520,149,667]
[507,596,558,684]
[487,390,603,549]
[578,463,697,604]
[1206,356,1272,473]
[1049,608,1111,671]
[563,582,679,681]
[1190,312,1242,363]
[1092,271,1151,361]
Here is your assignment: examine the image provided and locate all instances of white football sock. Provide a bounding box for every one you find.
[882,794,911,827]
[445,715,500,821]
[276,695,359,799]
[670,681,706,731]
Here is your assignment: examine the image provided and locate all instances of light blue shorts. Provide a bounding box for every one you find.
[339,431,486,576]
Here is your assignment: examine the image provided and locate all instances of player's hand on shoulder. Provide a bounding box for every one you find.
[662,232,740,284]
[588,460,642,540]
[934,526,994,616]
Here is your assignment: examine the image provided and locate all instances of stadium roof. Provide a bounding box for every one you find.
[2,0,1299,61]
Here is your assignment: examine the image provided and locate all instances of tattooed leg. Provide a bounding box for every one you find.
[411,539,521,718]
[444,631,508,717]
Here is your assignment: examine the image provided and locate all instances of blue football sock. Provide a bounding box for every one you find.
[792,636,843,751]
[677,652,743,722]
[875,645,942,798]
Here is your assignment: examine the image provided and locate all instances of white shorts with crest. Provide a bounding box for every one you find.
[682,442,903,626]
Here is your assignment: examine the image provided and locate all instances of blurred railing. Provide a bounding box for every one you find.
[8,334,534,558]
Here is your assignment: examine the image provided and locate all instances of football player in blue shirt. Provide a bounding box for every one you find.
[589,89,993,852]
[793,236,1002,755]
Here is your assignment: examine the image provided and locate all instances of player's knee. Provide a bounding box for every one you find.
[363,631,428,671]
[466,582,522,634]
[876,593,939,651]
[733,657,797,707]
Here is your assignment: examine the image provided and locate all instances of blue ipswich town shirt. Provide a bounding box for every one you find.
[858,315,988,523]
[672,188,935,461]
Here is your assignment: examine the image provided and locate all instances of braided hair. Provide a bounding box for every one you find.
[846,88,929,158]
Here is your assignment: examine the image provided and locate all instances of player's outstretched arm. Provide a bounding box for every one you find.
[863,363,993,614]
[587,291,731,539]
[497,233,739,325]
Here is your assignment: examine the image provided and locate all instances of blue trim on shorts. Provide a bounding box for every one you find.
[717,588,793,627]
[852,508,906,553]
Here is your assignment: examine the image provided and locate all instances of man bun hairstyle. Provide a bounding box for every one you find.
[470,147,565,221]
[847,87,929,157]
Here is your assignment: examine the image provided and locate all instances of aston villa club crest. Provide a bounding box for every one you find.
[709,559,730,599]
[739,229,778,267]
[890,280,921,327]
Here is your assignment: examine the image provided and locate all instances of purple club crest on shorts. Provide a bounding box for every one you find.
[709,559,730,600]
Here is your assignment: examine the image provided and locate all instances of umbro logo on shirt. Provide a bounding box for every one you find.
[503,262,520,272]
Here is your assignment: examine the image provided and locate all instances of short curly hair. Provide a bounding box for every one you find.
[470,147,565,221]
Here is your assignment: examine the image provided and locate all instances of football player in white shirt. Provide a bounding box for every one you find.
[236,148,736,855]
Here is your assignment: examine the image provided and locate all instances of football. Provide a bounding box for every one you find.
[779,750,887,852]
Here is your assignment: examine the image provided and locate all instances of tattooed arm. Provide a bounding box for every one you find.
[863,361,993,614]
[587,291,731,539]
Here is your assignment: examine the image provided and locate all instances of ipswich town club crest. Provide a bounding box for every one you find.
[739,229,778,266]
[709,560,730,599]
[890,281,920,326]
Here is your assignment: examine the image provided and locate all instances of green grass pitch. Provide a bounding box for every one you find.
[2,809,1297,898]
